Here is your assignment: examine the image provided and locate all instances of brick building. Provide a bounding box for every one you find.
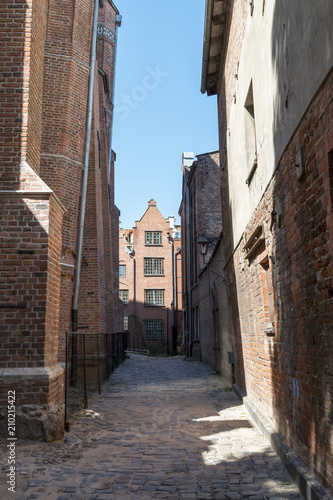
[197,0,333,496]
[119,200,182,355]
[179,151,224,363]
[0,0,123,440]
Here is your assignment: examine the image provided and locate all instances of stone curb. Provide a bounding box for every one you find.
[233,384,333,500]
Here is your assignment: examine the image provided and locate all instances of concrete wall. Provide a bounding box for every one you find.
[223,0,333,247]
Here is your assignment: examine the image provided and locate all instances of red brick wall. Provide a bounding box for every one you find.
[0,197,49,368]
[0,193,64,408]
[40,0,93,347]
[0,0,48,181]
[44,196,64,366]
[0,0,121,427]
[26,0,48,174]
[37,0,121,356]
[119,200,180,354]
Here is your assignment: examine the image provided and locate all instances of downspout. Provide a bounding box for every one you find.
[72,0,99,331]
[130,253,136,317]
[129,252,135,350]
[167,233,176,354]
[108,14,122,179]
[171,239,176,354]
[174,248,181,354]
[187,184,192,357]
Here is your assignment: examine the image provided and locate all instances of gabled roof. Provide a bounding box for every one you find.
[135,199,166,226]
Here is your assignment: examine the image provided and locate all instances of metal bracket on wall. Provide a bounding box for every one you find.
[270,196,282,231]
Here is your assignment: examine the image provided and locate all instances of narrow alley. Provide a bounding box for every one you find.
[2,355,304,500]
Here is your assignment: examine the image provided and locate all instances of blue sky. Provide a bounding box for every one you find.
[113,0,218,229]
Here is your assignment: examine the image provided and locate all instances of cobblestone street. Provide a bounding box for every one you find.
[1,355,304,500]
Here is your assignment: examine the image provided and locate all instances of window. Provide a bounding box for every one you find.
[124,315,129,331]
[119,290,129,304]
[145,231,161,245]
[260,259,275,336]
[145,289,164,306]
[244,81,258,185]
[119,265,126,277]
[145,319,164,340]
[144,257,164,275]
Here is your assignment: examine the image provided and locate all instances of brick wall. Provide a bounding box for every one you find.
[205,0,333,492]
[119,200,181,354]
[180,152,223,361]
[222,67,333,495]
[38,0,121,356]
[0,0,121,440]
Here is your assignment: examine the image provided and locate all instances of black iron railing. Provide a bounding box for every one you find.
[64,331,128,430]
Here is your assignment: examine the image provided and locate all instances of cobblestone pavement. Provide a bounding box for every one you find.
[0,355,304,500]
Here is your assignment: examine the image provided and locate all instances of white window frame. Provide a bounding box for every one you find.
[119,264,126,277]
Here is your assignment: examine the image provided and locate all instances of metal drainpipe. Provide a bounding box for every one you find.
[108,14,122,179]
[129,252,135,350]
[187,184,192,357]
[72,0,99,331]
[130,253,136,317]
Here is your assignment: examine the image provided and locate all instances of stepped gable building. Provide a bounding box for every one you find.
[119,200,182,355]
[0,0,123,440]
[197,0,333,496]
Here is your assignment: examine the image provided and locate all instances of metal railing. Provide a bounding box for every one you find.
[64,331,127,430]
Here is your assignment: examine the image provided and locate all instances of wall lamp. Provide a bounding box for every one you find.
[197,235,210,256]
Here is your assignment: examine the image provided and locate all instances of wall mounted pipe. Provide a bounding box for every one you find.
[72,0,100,330]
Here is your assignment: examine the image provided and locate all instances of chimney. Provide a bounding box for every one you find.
[182,152,195,171]
[167,216,176,229]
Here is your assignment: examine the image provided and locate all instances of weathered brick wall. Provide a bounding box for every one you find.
[195,152,222,273]
[38,0,121,356]
[181,152,223,361]
[224,70,333,493]
[40,0,93,348]
[0,0,121,440]
[77,1,121,338]
[0,192,64,421]
[213,0,333,492]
